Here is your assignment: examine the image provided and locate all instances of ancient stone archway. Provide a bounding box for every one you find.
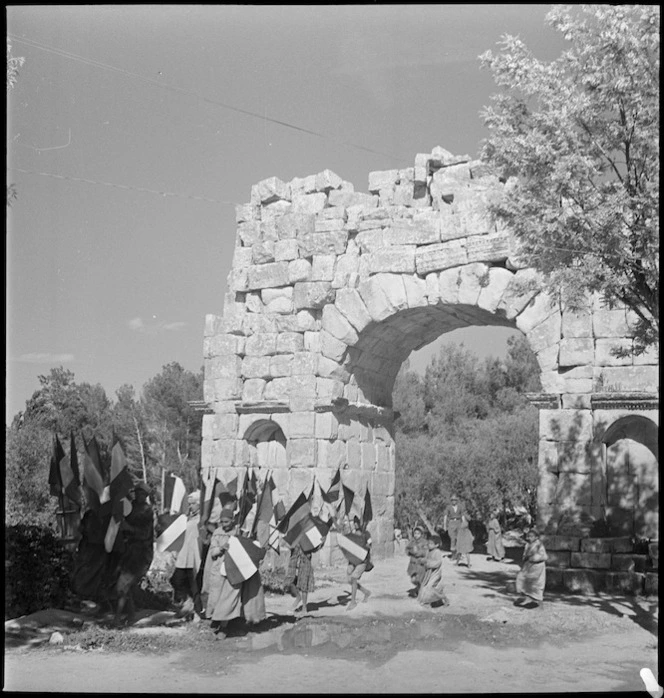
[199,146,659,565]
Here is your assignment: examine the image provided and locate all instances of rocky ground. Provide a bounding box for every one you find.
[4,544,659,693]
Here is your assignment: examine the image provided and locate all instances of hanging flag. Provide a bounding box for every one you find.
[306,476,316,503]
[299,516,331,554]
[103,439,134,553]
[362,487,373,530]
[321,468,341,504]
[82,436,106,511]
[342,483,356,518]
[163,473,187,515]
[337,532,370,566]
[48,434,66,498]
[155,513,188,553]
[65,431,82,506]
[252,472,275,545]
[283,497,317,548]
[219,476,238,508]
[224,535,267,586]
[277,491,309,534]
[237,468,258,529]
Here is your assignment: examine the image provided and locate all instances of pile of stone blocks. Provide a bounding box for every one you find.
[544,535,659,596]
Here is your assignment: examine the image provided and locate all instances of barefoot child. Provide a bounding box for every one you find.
[345,516,372,611]
[285,542,314,615]
[515,528,548,609]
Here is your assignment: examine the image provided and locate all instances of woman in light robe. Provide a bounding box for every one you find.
[417,534,450,607]
[486,511,506,562]
[515,528,548,609]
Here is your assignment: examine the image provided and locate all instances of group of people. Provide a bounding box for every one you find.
[405,497,548,610]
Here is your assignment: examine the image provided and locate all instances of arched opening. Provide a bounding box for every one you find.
[602,415,658,539]
[243,419,288,472]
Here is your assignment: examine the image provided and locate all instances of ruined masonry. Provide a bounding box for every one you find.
[200,146,659,591]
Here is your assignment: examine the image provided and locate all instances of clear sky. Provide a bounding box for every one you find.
[6,5,565,422]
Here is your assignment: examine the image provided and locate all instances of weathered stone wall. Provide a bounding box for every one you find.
[201,146,659,565]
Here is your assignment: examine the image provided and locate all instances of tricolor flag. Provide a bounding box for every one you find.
[299,516,331,554]
[283,498,317,549]
[224,535,266,586]
[321,468,341,504]
[237,468,258,529]
[252,472,275,546]
[163,473,187,515]
[362,487,373,530]
[155,513,188,553]
[337,532,370,566]
[277,491,309,535]
[342,483,356,518]
[103,439,134,553]
[82,436,107,511]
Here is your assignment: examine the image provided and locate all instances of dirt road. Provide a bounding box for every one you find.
[4,549,658,693]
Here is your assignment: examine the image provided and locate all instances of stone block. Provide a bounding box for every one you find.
[562,310,593,338]
[594,338,632,367]
[541,535,581,552]
[383,219,440,246]
[262,200,291,221]
[592,308,629,338]
[292,351,318,375]
[545,568,565,591]
[425,272,441,304]
[242,378,266,402]
[368,169,399,192]
[580,538,613,554]
[649,542,659,566]
[322,304,359,345]
[546,550,572,568]
[415,240,468,275]
[204,333,244,358]
[570,552,611,569]
[276,212,315,240]
[594,366,659,392]
[316,377,344,401]
[263,377,291,402]
[495,268,541,319]
[290,412,316,439]
[539,440,559,473]
[644,572,658,596]
[274,238,300,262]
[254,176,290,204]
[287,438,317,468]
[303,331,320,354]
[438,268,461,304]
[608,537,634,554]
[246,262,289,290]
[270,354,293,378]
[563,568,605,594]
[402,275,427,308]
[454,193,495,237]
[235,202,257,224]
[366,247,416,274]
[202,413,239,441]
[315,169,343,192]
[252,241,275,265]
[320,330,348,362]
[516,291,559,334]
[238,221,261,246]
[311,255,336,281]
[291,192,327,216]
[361,442,377,471]
[232,246,253,269]
[241,356,272,379]
[327,190,376,208]
[244,333,278,356]
[293,282,336,310]
[228,268,249,292]
[315,412,339,439]
[561,394,592,410]
[557,440,594,474]
[315,218,346,234]
[356,229,385,253]
[610,554,636,572]
[476,267,514,313]
[457,262,490,305]
[540,409,593,442]
[558,337,594,367]
[288,258,312,284]
[298,230,348,257]
[276,332,304,355]
[465,232,510,264]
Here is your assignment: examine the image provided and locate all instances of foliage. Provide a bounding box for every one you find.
[5,525,74,619]
[480,5,660,354]
[393,335,540,530]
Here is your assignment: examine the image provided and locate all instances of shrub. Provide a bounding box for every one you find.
[5,524,75,619]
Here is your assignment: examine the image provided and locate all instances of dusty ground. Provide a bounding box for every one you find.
[4,545,659,693]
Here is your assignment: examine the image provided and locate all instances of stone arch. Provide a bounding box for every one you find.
[200,146,659,561]
[601,415,658,538]
[242,418,288,471]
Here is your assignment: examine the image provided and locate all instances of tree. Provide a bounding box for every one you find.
[480,5,659,354]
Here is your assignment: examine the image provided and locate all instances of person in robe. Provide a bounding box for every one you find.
[345,516,372,611]
[113,481,155,625]
[417,534,450,607]
[285,542,315,615]
[170,491,203,621]
[515,528,548,609]
[405,525,428,596]
[443,495,467,561]
[71,508,111,609]
[202,506,242,636]
[486,511,506,562]
[455,517,475,568]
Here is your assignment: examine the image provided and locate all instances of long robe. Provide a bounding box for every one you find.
[406,538,428,587]
[516,539,548,602]
[456,524,474,555]
[486,517,505,560]
[203,527,242,622]
[417,548,449,606]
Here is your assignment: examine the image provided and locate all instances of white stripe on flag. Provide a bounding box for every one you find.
[302,525,324,550]
[170,476,187,514]
[337,534,368,564]
[227,536,258,581]
[156,514,188,552]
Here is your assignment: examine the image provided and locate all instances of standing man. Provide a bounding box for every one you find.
[443,495,467,562]
[170,491,203,621]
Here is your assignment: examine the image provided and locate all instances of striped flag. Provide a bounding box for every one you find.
[163,473,187,515]
[63,432,82,506]
[103,439,134,553]
[237,469,258,528]
[252,472,275,546]
[342,483,356,518]
[283,496,317,549]
[321,468,341,504]
[362,487,373,530]
[155,513,188,553]
[224,535,266,586]
[337,532,370,566]
[82,436,106,511]
[277,492,309,535]
[299,516,331,554]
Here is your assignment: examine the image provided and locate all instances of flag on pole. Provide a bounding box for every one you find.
[321,468,341,504]
[163,473,187,515]
[299,516,332,554]
[219,476,238,508]
[237,468,258,529]
[277,491,309,535]
[82,436,106,511]
[64,431,82,506]
[224,535,267,586]
[103,439,134,553]
[48,434,66,498]
[337,532,370,566]
[362,487,373,530]
[306,476,316,503]
[342,483,356,518]
[252,472,274,544]
[155,513,188,553]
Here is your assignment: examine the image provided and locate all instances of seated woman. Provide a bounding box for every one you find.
[515,528,548,609]
[417,534,450,607]
[405,525,428,596]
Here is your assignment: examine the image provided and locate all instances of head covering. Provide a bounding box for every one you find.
[187,491,201,504]
[220,505,235,520]
[353,516,361,528]
[413,525,424,534]
[133,481,151,494]
[429,534,442,547]
[451,495,458,502]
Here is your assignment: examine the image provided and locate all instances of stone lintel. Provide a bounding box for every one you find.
[234,401,290,414]
[590,392,659,411]
[188,400,215,414]
[525,392,561,410]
